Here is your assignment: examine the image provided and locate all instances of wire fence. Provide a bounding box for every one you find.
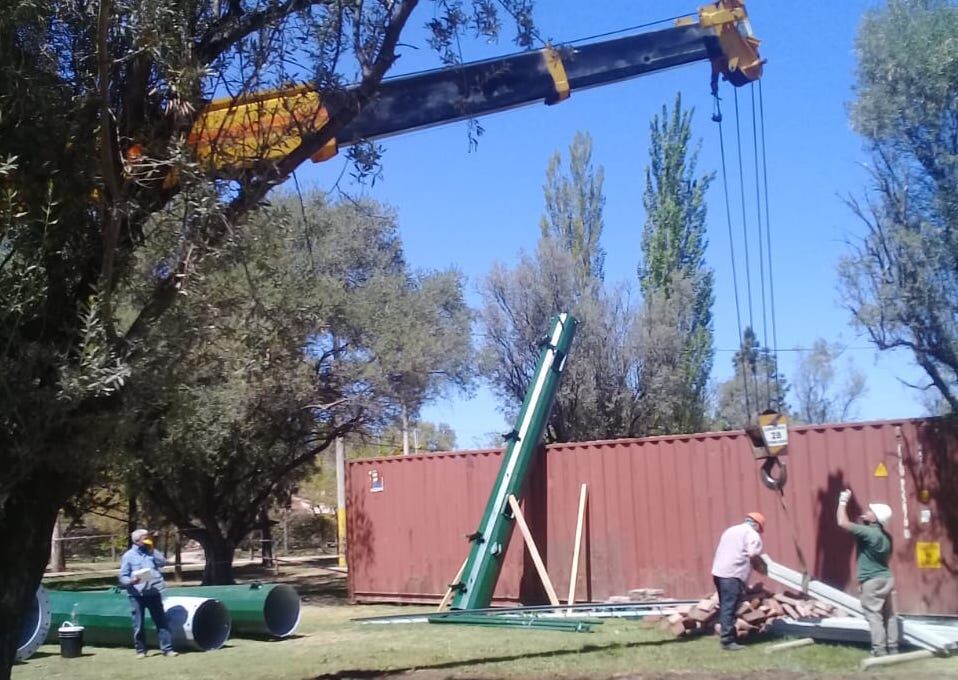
[48,512,339,574]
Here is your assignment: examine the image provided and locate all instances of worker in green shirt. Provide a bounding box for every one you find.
[836,488,898,657]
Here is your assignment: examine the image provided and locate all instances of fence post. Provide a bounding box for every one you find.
[336,437,347,567]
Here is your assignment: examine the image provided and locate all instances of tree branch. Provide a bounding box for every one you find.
[124,0,420,346]
[197,0,333,64]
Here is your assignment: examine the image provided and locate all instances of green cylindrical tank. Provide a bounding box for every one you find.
[46,589,232,650]
[164,584,300,637]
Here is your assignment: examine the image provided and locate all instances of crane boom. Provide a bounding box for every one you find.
[189,0,762,173]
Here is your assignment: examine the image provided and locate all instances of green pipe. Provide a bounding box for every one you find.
[451,313,578,610]
[45,589,232,650]
[164,583,301,637]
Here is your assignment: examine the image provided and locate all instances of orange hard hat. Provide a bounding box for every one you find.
[746,512,766,533]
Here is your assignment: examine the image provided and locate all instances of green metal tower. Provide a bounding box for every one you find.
[451,313,577,610]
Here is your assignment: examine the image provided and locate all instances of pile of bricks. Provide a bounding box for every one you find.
[651,582,846,639]
[605,588,667,604]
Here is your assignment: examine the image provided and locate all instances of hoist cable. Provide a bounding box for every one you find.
[712,90,750,420]
[758,80,781,407]
[750,84,771,409]
[733,88,759,418]
[568,14,695,45]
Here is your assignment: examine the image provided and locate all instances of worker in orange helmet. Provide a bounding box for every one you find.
[710,512,768,651]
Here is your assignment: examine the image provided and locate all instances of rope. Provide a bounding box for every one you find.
[712,88,750,419]
[758,80,781,408]
[777,488,810,593]
[750,84,771,409]
[733,88,759,418]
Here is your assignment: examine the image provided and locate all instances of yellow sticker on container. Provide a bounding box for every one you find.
[874,462,889,477]
[916,542,941,569]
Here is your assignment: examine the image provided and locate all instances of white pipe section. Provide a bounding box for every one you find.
[16,586,52,661]
[764,556,956,654]
[162,597,232,651]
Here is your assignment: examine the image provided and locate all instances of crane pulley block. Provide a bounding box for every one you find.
[746,409,789,460]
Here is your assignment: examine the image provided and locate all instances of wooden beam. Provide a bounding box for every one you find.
[436,558,468,612]
[507,494,560,606]
[567,483,588,606]
[859,650,934,671]
[764,638,815,653]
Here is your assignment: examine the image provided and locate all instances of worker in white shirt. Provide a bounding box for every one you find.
[710,512,768,651]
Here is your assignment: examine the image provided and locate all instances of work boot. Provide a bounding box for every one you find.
[722,642,746,652]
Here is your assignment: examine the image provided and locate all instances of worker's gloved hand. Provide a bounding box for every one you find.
[838,489,852,505]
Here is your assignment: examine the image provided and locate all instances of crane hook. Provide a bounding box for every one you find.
[760,456,787,491]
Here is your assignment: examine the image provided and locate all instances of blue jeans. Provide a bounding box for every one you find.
[713,576,745,646]
[129,593,173,653]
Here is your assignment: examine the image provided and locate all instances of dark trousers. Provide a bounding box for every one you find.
[713,575,745,646]
[129,593,173,653]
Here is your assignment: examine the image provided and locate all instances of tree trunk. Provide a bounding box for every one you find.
[174,531,182,582]
[196,530,236,585]
[126,493,137,547]
[402,404,410,456]
[49,512,66,572]
[0,477,62,680]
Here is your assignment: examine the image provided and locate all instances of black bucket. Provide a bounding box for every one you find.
[57,623,84,658]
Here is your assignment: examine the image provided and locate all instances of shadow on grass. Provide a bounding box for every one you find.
[311,636,690,679]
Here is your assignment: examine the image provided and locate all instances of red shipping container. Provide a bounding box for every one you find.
[346,418,957,613]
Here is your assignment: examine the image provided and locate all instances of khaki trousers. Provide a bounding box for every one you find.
[860,576,899,655]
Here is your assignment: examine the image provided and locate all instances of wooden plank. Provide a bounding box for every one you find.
[436,558,468,612]
[507,494,560,606]
[566,484,588,606]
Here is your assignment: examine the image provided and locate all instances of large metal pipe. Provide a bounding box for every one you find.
[164,584,301,637]
[16,586,52,661]
[46,589,231,651]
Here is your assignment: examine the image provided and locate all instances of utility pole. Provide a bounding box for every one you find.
[335,437,347,568]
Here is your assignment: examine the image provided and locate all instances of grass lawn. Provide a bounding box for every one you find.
[17,563,958,680]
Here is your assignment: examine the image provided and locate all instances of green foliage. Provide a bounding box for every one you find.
[540,132,606,282]
[636,94,715,434]
[840,0,958,411]
[115,194,471,582]
[0,0,539,669]
[484,131,639,442]
[480,236,644,442]
[791,339,867,424]
[713,327,789,430]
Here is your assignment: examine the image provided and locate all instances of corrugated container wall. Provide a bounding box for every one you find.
[346,418,958,613]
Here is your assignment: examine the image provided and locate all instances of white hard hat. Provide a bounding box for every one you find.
[869,503,893,527]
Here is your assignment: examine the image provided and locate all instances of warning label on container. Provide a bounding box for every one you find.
[874,462,889,478]
[916,542,941,569]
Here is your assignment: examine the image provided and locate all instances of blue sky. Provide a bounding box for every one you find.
[295,1,928,448]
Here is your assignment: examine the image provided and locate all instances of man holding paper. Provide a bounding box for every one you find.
[119,529,177,658]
